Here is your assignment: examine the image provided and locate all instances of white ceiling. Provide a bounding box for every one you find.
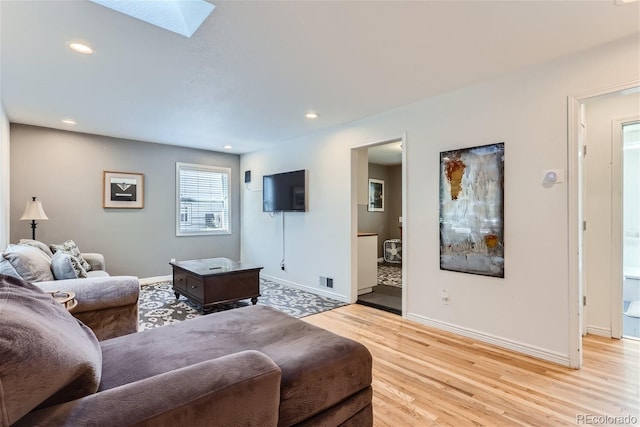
[368,141,403,166]
[1,1,639,155]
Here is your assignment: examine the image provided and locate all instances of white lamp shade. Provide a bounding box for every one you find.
[20,200,48,221]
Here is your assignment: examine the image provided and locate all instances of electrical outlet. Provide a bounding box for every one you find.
[441,290,450,305]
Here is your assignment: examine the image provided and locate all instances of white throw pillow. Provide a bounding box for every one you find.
[1,244,54,282]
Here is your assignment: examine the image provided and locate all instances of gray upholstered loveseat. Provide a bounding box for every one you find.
[1,275,373,426]
[0,239,139,340]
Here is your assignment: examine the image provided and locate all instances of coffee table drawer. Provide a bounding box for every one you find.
[186,276,204,299]
[173,272,187,291]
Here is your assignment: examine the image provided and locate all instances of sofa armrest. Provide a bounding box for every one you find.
[82,253,105,271]
[15,350,282,427]
[34,276,139,314]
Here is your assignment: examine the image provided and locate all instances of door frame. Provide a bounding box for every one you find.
[568,80,639,367]
[350,133,407,316]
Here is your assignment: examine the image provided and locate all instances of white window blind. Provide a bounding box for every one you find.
[176,162,231,236]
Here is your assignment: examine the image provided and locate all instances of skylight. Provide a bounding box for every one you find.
[90,0,215,38]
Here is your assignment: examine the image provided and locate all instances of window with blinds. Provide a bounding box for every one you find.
[176,162,231,236]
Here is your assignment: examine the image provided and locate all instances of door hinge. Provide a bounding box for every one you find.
[583,145,587,157]
[583,296,587,306]
[583,221,587,231]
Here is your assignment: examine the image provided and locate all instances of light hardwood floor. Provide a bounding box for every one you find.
[303,304,640,427]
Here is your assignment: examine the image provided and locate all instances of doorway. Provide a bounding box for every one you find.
[351,138,405,315]
[619,121,639,339]
[569,82,640,367]
[583,93,639,341]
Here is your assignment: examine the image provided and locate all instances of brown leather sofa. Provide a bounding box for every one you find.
[1,275,372,426]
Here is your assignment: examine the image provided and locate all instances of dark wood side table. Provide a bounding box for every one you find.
[170,257,263,313]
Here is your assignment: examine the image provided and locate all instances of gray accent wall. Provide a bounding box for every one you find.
[358,163,402,258]
[10,124,241,278]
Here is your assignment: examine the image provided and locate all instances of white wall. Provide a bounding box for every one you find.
[241,35,639,365]
[0,102,9,249]
[241,137,353,300]
[358,163,402,258]
[585,93,640,336]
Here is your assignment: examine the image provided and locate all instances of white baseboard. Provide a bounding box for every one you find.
[262,274,349,303]
[139,275,172,286]
[586,325,611,338]
[405,312,571,367]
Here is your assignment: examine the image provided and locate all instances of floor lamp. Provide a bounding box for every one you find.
[20,196,48,240]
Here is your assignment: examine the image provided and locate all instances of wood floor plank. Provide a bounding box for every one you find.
[304,304,640,427]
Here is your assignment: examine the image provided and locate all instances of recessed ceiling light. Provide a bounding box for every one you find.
[305,112,319,119]
[61,119,77,125]
[68,42,94,55]
[223,145,233,150]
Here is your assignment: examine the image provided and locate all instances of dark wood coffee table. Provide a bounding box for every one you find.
[170,257,263,312]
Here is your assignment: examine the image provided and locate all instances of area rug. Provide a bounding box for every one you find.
[139,278,347,331]
[378,262,402,288]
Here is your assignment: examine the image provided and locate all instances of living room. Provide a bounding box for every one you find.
[2,0,639,366]
[1,1,639,425]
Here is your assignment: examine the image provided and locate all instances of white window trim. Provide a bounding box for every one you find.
[176,162,232,236]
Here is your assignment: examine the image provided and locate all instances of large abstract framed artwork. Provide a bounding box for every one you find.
[103,171,144,209]
[439,143,504,277]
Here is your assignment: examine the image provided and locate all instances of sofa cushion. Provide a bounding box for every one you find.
[0,275,102,425]
[19,239,54,258]
[100,305,372,426]
[82,253,106,272]
[35,276,139,314]
[2,243,54,282]
[50,251,88,279]
[87,269,110,278]
[50,240,92,272]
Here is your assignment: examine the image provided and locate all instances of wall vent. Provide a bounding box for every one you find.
[319,276,334,289]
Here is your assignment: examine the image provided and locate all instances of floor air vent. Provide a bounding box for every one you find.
[319,276,334,289]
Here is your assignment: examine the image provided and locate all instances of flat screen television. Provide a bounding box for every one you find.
[263,169,307,212]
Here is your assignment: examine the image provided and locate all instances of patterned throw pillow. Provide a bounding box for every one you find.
[50,240,92,273]
[50,251,87,279]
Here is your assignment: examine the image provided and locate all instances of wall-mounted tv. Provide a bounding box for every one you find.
[263,169,307,212]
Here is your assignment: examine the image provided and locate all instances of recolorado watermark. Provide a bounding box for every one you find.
[576,414,639,425]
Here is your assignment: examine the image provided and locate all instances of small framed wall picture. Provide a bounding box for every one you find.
[368,178,384,212]
[103,171,144,209]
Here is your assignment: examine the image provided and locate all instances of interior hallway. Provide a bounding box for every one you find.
[357,263,402,314]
